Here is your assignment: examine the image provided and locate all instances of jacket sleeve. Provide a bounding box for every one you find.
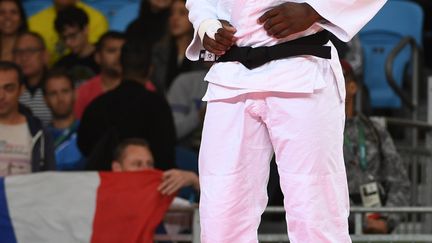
[375,122,410,230]
[377,126,410,208]
[77,100,103,158]
[306,0,387,42]
[43,129,57,171]
[171,104,200,139]
[185,0,218,60]
[167,72,207,139]
[148,95,177,171]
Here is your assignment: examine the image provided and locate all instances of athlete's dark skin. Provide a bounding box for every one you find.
[202,2,322,55]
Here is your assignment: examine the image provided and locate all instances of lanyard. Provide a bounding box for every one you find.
[54,121,78,147]
[345,120,367,171]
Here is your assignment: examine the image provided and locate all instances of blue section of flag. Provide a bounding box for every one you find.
[0,178,17,243]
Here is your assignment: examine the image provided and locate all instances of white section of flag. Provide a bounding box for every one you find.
[5,172,100,243]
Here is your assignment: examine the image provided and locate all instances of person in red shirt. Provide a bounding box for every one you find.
[74,31,156,119]
[74,31,124,119]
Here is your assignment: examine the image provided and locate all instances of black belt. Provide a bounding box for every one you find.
[214,30,331,69]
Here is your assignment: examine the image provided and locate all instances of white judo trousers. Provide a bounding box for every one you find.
[185,1,387,241]
[198,75,351,243]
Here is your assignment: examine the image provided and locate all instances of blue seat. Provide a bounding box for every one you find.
[110,2,140,32]
[85,1,120,24]
[84,0,139,27]
[22,0,51,17]
[175,147,199,202]
[359,0,423,109]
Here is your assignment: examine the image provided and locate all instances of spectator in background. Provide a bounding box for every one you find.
[0,61,55,176]
[77,40,176,172]
[28,0,108,64]
[43,70,85,171]
[74,31,125,119]
[112,137,198,237]
[167,70,207,148]
[342,60,411,233]
[126,0,173,47]
[329,34,363,78]
[54,6,99,83]
[111,138,199,195]
[0,0,27,62]
[14,31,52,124]
[344,35,363,78]
[152,0,204,93]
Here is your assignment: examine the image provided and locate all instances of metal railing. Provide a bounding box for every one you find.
[351,207,432,235]
[154,111,432,243]
[385,37,421,112]
[155,206,432,243]
[154,117,432,243]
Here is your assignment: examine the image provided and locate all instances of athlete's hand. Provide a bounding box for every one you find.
[258,2,322,39]
[203,20,237,56]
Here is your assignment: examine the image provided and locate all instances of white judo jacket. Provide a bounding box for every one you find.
[185,0,387,101]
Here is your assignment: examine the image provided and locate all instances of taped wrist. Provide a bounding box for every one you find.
[198,19,223,43]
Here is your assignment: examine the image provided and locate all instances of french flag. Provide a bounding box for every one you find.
[0,171,174,243]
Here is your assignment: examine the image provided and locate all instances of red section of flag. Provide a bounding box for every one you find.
[91,170,174,243]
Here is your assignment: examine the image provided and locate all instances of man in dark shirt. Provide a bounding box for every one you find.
[77,40,176,171]
[53,6,99,83]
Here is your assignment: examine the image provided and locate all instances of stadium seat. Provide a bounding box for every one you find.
[359,0,423,109]
[84,0,139,27]
[175,146,199,202]
[110,2,140,32]
[22,0,51,17]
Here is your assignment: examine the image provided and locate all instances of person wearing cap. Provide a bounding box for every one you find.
[185,1,387,242]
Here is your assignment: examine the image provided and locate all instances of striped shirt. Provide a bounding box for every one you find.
[19,89,52,125]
